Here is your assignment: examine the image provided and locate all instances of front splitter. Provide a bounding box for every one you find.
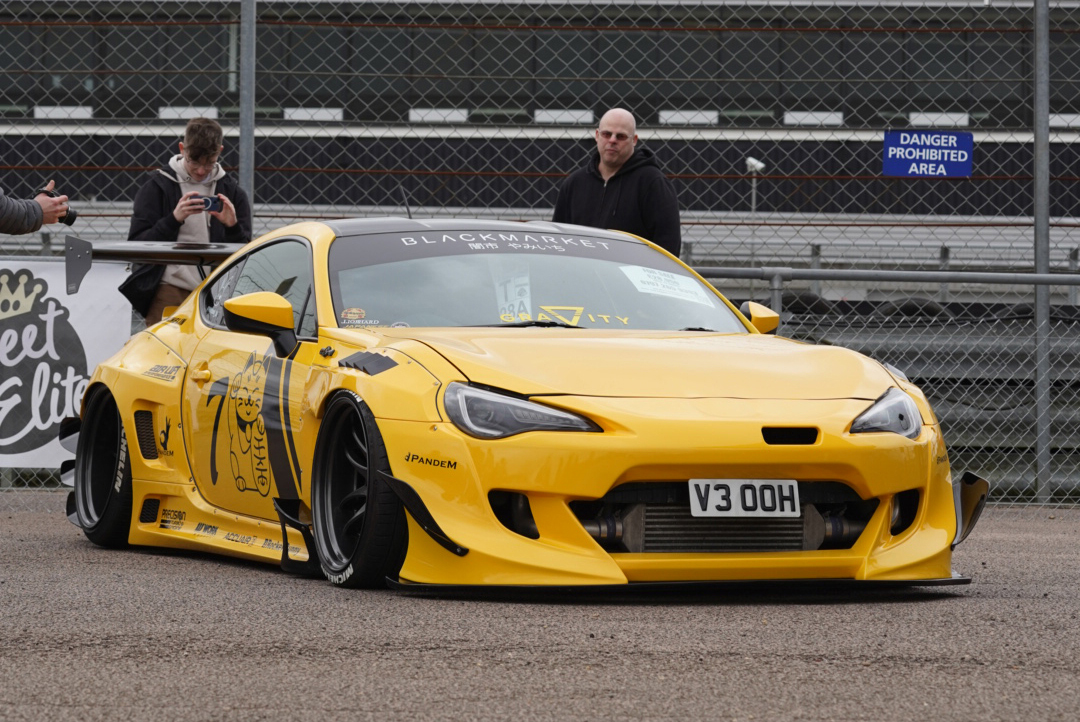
[387,572,971,599]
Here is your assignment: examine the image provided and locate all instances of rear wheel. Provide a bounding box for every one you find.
[311,391,407,588]
[74,386,133,547]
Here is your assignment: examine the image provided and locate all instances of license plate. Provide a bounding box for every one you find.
[688,479,800,518]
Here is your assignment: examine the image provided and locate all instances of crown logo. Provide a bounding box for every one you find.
[0,271,46,322]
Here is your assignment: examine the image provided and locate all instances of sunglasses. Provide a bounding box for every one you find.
[598,129,632,142]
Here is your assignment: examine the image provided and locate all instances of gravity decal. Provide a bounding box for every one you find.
[0,269,89,455]
[205,350,302,499]
[498,305,630,326]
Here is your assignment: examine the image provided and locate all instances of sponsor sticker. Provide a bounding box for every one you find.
[144,364,182,381]
[620,266,712,306]
[160,509,186,530]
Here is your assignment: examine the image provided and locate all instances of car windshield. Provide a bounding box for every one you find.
[327,228,746,333]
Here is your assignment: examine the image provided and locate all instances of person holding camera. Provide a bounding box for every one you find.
[0,180,72,235]
[123,116,252,324]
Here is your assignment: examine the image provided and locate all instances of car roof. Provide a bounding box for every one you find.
[321,217,644,245]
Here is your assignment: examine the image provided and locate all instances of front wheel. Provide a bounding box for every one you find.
[311,392,407,588]
[74,386,133,547]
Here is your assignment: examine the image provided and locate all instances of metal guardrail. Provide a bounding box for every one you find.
[695,265,1080,503]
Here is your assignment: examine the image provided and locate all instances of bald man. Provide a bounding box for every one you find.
[552,108,682,257]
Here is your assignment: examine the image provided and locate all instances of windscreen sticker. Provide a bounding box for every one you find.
[492,258,532,319]
[620,265,712,306]
[400,233,612,253]
[499,306,630,326]
[340,308,381,326]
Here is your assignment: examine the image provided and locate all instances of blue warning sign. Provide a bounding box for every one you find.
[882,130,974,178]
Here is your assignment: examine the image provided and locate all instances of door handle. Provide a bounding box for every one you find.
[191,368,211,383]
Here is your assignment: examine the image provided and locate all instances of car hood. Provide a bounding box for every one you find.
[377,329,894,400]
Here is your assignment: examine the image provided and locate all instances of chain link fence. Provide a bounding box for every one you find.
[2,1,1078,507]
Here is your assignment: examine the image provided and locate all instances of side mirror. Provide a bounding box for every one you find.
[739,301,779,335]
[223,292,298,357]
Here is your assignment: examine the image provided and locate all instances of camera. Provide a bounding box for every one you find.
[196,195,222,213]
[36,186,77,226]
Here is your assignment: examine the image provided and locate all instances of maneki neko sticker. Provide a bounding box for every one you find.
[0,261,130,468]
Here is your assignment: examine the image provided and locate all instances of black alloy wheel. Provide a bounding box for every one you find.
[311,391,406,588]
[74,386,133,547]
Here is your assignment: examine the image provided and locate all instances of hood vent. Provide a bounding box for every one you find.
[762,427,819,445]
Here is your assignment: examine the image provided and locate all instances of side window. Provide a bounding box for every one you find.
[202,260,245,328]
[203,239,316,334]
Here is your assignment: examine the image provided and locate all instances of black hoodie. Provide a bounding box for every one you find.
[552,146,682,257]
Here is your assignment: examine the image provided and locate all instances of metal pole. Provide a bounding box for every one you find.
[750,173,758,302]
[1070,249,1078,307]
[770,272,785,336]
[810,244,822,297]
[1033,0,1052,502]
[938,245,950,303]
[238,0,257,204]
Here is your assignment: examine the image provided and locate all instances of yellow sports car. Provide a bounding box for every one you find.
[60,219,988,590]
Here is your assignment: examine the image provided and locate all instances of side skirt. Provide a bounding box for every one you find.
[124,478,313,567]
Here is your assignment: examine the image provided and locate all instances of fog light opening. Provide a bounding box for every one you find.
[488,490,539,539]
[890,489,920,536]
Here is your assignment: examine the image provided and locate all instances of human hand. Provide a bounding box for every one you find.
[173,191,208,223]
[35,180,69,225]
[208,194,237,228]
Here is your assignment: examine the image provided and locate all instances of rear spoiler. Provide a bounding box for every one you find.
[64,235,238,294]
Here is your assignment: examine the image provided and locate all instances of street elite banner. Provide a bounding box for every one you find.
[0,260,131,468]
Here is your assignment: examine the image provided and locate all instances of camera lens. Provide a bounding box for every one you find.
[60,208,77,226]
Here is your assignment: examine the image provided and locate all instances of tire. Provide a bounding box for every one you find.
[311,391,407,588]
[74,386,133,548]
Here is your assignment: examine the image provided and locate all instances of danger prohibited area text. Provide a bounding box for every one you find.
[882,130,974,178]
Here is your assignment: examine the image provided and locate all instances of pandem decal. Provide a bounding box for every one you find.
[404,452,458,470]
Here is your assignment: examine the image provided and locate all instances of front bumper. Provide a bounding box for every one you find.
[378,395,984,586]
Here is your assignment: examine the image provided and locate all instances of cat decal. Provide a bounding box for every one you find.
[205,350,301,499]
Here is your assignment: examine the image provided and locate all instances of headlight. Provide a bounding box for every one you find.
[444,382,600,439]
[850,388,922,440]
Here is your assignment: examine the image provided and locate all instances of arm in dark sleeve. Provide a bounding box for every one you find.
[0,186,43,235]
[643,173,682,258]
[127,178,182,242]
[552,176,573,224]
[223,185,253,244]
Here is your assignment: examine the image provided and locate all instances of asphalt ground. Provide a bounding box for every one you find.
[2,492,1078,722]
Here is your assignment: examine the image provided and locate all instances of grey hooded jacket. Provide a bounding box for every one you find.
[0,186,43,236]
